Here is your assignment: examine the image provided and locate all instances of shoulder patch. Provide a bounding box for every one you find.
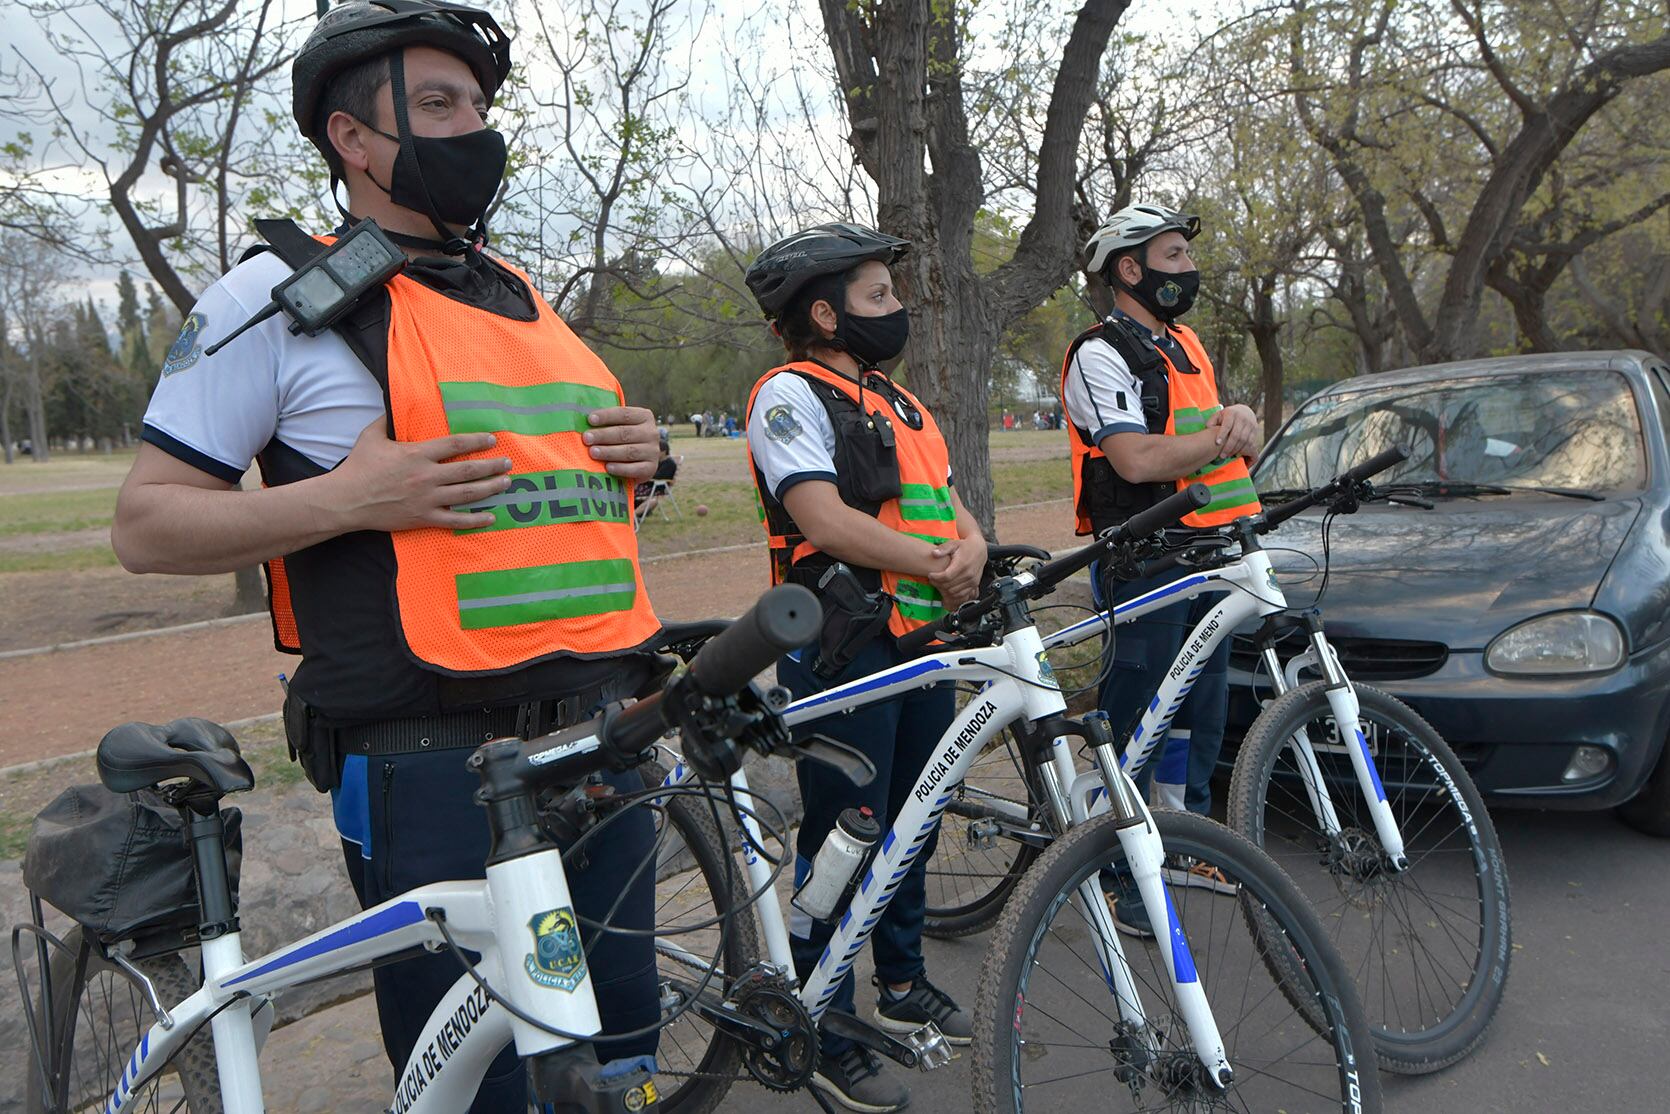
[764,403,803,445]
[160,312,207,377]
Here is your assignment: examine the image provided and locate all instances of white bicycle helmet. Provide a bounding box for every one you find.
[1083,204,1201,275]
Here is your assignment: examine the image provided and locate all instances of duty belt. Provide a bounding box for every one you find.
[331,692,602,756]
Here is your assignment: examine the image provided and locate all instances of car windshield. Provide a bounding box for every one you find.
[1256,370,1647,494]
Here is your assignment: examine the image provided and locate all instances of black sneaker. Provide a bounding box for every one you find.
[812,1045,910,1113]
[873,974,972,1045]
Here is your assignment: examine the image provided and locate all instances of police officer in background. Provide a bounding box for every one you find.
[742,224,983,1113]
[112,3,665,1108]
[1058,204,1263,935]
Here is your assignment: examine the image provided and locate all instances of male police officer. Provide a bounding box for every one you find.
[112,3,665,1107]
[1059,204,1263,933]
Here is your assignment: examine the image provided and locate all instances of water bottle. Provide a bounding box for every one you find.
[792,806,882,921]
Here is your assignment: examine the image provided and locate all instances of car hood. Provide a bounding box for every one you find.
[1263,496,1642,650]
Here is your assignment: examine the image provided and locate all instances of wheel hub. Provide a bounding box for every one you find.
[1324,827,1395,903]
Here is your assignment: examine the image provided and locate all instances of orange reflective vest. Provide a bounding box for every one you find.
[746,361,958,637]
[1061,319,1260,532]
[267,248,659,674]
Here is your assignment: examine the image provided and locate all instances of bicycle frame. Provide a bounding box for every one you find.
[90,739,634,1114]
[1040,545,1409,868]
[658,605,1234,1086]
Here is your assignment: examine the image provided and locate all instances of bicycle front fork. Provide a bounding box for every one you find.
[1038,716,1233,1092]
[1260,622,1409,871]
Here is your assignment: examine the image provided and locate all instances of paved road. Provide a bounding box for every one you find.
[254,802,1668,1112]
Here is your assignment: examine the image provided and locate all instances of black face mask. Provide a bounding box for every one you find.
[1128,266,1200,322]
[359,50,506,249]
[835,306,910,367]
[366,124,507,227]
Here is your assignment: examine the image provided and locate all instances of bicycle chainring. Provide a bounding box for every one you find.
[733,982,817,1092]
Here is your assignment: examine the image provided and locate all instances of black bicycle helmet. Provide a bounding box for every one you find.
[745,223,910,319]
[292,0,512,142]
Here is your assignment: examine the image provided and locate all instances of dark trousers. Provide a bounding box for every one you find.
[340,749,659,1113]
[777,637,955,1054]
[1093,564,1231,816]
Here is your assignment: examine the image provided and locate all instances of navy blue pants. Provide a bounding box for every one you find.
[340,749,659,1113]
[1093,564,1231,816]
[778,637,955,1054]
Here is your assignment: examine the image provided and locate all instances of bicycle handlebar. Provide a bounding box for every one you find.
[1258,446,1407,531]
[895,483,1211,656]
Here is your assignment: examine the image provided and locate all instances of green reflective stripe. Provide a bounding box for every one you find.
[904,530,953,544]
[456,558,636,629]
[441,381,619,436]
[1171,405,1221,437]
[895,578,945,622]
[454,470,629,532]
[1195,477,1260,516]
[898,482,954,522]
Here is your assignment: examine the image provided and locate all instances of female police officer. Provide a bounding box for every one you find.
[743,223,985,1112]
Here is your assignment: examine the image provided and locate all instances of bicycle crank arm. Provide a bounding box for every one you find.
[662,977,791,1047]
[817,1009,953,1071]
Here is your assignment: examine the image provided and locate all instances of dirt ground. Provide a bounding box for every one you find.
[0,501,1080,768]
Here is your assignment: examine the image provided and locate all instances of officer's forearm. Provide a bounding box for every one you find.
[1099,430,1222,484]
[113,475,356,575]
[782,483,943,580]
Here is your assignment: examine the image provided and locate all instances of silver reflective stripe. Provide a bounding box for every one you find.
[457,581,638,611]
[443,400,593,416]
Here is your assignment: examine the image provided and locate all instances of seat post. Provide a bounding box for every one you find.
[183,805,239,941]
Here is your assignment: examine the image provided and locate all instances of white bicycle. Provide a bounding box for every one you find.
[921,448,1511,1074]
[647,485,1383,1113]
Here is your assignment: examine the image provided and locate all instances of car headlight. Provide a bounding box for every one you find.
[1485,611,1626,675]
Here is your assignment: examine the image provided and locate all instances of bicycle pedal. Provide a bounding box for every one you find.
[904,1022,953,1072]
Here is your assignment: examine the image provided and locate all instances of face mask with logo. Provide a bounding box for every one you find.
[1128,266,1200,323]
[835,306,910,367]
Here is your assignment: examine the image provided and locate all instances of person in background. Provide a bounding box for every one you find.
[1058,203,1262,936]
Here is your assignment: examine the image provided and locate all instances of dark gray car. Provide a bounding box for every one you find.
[1228,350,1670,836]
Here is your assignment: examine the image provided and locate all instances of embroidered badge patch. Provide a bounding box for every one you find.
[525,907,586,991]
[764,404,803,445]
[160,312,206,377]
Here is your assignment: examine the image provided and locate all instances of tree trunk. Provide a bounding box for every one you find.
[1250,282,1285,438]
[1,378,14,464]
[24,360,49,463]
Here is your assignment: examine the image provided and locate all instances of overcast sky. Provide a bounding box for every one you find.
[2,0,1202,322]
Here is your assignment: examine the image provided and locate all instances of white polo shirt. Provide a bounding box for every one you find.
[142,251,385,481]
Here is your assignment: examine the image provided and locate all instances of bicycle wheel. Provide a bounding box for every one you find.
[1228,682,1510,1074]
[922,729,1048,938]
[639,761,762,1114]
[974,809,1382,1114]
[24,925,220,1114]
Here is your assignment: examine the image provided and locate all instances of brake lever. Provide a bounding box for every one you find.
[792,734,878,787]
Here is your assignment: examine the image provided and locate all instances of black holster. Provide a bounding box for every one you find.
[282,685,342,793]
[810,563,894,680]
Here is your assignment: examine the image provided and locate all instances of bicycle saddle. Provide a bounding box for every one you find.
[96,718,255,797]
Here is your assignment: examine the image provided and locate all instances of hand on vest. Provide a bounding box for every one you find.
[1207,404,1261,460]
[329,418,514,533]
[929,534,986,609]
[581,405,660,482]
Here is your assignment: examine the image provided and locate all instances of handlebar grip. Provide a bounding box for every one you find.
[1261,445,1409,530]
[1119,482,1213,541]
[1342,445,1408,485]
[687,584,822,696]
[895,620,948,658]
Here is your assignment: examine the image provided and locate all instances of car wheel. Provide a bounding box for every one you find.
[1617,739,1670,837]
